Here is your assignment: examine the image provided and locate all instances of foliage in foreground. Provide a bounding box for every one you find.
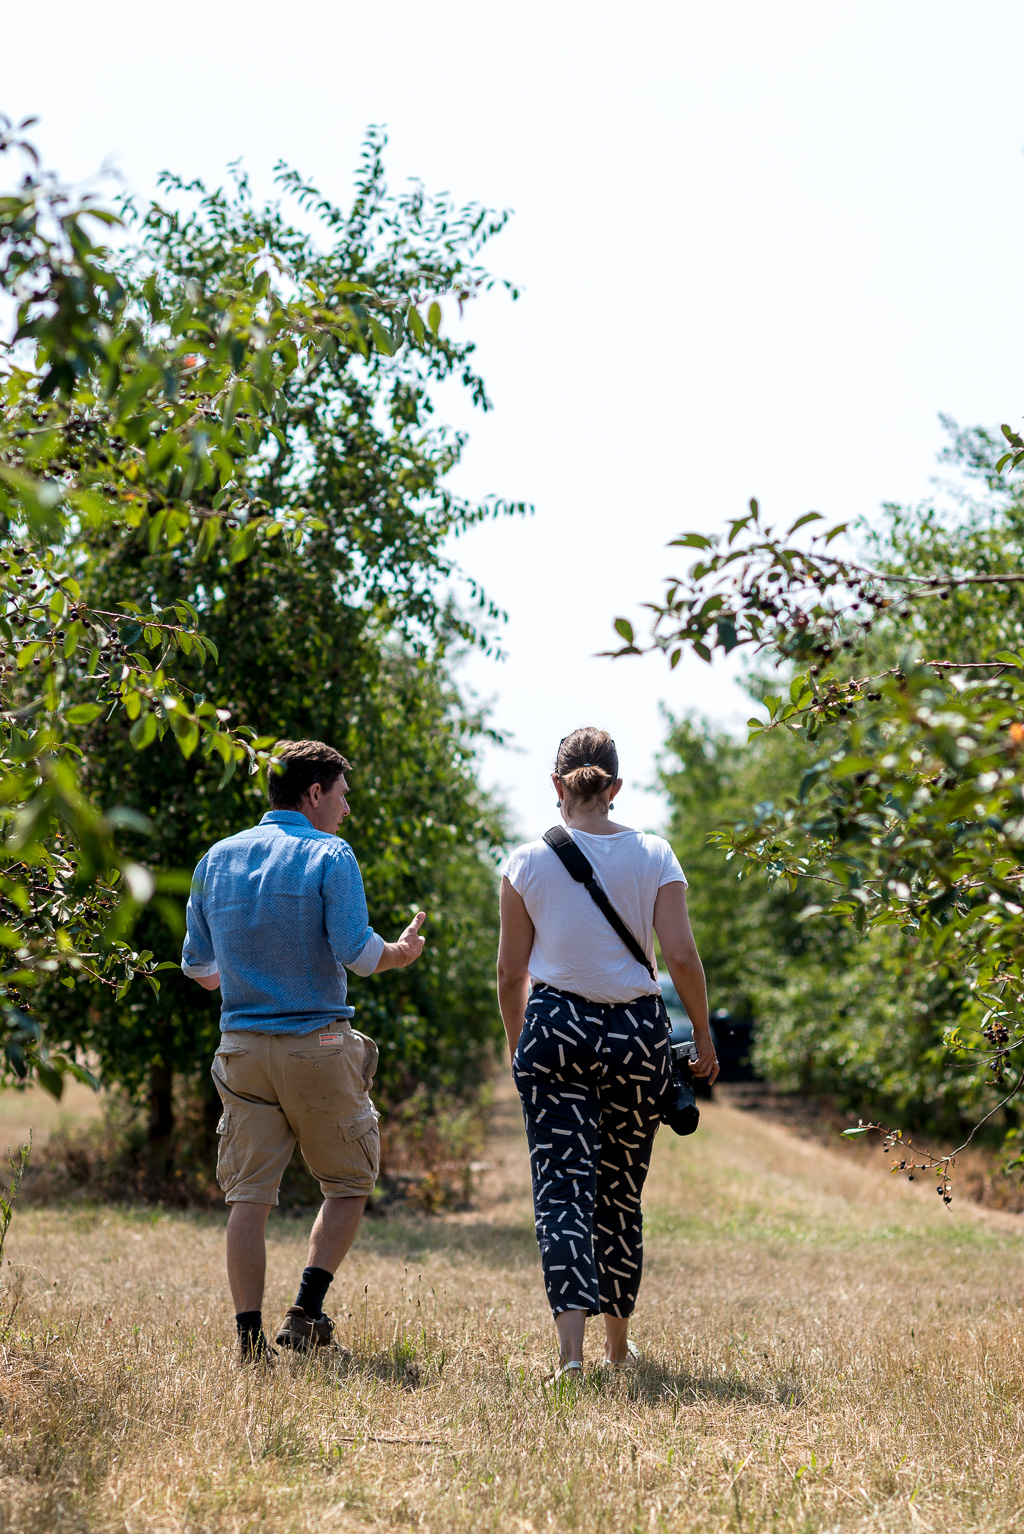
[0,114,520,1119]
[646,423,1024,1153]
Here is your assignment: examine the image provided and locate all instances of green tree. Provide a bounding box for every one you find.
[628,422,1024,1172]
[0,118,520,1125]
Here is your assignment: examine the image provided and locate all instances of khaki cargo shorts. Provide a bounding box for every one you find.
[210,1021,380,1205]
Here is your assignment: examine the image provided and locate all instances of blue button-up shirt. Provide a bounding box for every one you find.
[181,810,384,1035]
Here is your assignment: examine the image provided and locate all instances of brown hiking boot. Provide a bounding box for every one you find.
[275,1306,337,1353]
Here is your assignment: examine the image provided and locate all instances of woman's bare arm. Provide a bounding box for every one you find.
[497,877,535,1061]
[653,882,719,1084]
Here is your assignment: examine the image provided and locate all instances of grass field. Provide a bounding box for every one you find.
[1,1075,1022,1533]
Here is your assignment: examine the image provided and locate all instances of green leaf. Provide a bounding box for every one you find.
[63,620,84,658]
[34,1060,64,1099]
[669,533,714,550]
[798,759,831,802]
[129,712,158,750]
[408,305,426,344]
[614,617,635,644]
[147,510,168,554]
[65,703,103,725]
[174,720,200,759]
[217,754,238,789]
[195,516,221,562]
[716,617,740,653]
[787,512,824,536]
[830,756,875,777]
[229,521,261,564]
[367,316,394,356]
[841,1126,870,1138]
[427,301,441,334]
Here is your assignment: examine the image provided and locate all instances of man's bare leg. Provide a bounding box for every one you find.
[273,1196,367,1349]
[307,1195,365,1273]
[226,1202,273,1312]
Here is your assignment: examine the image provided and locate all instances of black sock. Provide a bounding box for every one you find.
[294,1266,333,1320]
[235,1310,264,1351]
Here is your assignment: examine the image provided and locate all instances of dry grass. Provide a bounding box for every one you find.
[0,1075,1022,1533]
[0,1076,102,1157]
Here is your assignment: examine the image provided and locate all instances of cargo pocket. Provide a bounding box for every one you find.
[215,1107,239,1190]
[339,1108,380,1182]
[351,1029,379,1093]
[211,1043,249,1093]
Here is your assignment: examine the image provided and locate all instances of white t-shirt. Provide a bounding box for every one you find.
[500,828,687,1004]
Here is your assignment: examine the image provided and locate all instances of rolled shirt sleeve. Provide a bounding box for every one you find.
[181,855,219,977]
[323,845,384,976]
[347,930,385,977]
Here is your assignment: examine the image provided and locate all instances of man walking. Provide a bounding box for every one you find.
[182,739,426,1363]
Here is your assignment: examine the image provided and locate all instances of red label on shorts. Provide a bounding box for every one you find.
[319,1032,342,1046]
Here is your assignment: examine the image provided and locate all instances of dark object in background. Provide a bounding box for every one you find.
[709,1007,757,1081]
[659,975,713,1099]
[658,975,760,1092]
[663,1041,700,1135]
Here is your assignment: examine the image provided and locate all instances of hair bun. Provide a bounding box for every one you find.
[555,728,619,802]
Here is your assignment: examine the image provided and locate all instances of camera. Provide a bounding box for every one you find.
[663,1040,700,1137]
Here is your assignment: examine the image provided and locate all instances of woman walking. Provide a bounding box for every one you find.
[497,727,717,1380]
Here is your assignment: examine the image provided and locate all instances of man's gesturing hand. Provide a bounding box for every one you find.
[394,911,426,967]
[374,911,427,973]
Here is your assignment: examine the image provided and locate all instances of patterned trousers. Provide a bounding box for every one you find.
[512,983,672,1318]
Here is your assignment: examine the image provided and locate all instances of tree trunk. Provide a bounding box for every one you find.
[148,1061,174,1142]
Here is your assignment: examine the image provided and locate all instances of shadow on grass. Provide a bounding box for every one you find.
[286,1338,425,1391]
[591,1359,800,1409]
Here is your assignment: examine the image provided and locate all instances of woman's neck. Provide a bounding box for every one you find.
[561,802,630,836]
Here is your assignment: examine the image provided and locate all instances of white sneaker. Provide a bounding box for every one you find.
[546,1359,584,1386]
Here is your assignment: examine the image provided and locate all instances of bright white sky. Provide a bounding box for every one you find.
[6,1,1024,841]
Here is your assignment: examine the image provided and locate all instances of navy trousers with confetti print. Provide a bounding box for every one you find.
[513,983,672,1319]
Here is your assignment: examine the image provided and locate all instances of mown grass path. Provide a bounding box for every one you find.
[2,1076,1022,1533]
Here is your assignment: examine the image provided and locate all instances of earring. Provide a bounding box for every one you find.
[555,800,561,810]
[609,802,615,810]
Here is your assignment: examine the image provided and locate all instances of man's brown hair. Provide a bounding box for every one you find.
[267,739,351,809]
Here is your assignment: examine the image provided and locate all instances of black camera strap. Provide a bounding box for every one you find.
[542,825,657,982]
